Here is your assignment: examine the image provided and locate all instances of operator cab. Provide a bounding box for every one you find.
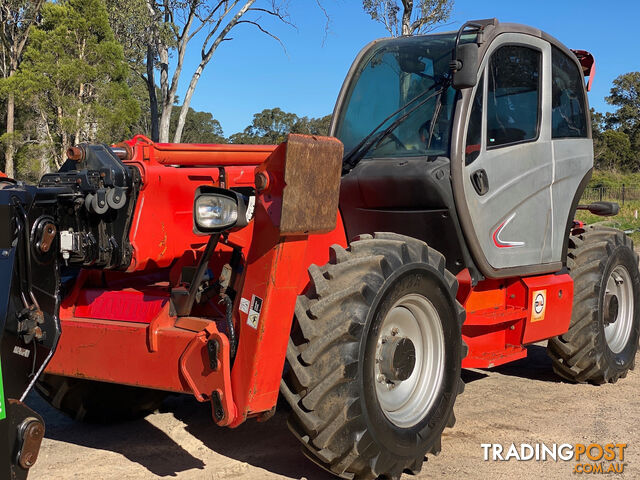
[335,34,460,162]
[333,19,593,281]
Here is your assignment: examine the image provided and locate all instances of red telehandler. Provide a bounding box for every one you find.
[0,19,637,480]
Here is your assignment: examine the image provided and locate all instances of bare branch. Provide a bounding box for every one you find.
[315,0,331,46]
[247,6,295,30]
[199,12,228,59]
[236,19,287,55]
[363,0,451,37]
[189,0,232,40]
[0,5,13,53]
[201,0,256,61]
[197,1,239,58]
[410,0,452,34]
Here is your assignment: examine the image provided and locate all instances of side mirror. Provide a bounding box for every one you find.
[451,43,479,90]
[576,201,619,217]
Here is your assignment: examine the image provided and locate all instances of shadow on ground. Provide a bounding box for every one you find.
[27,389,329,479]
[27,343,561,478]
[461,344,560,384]
[27,391,206,477]
[170,396,331,480]
[488,344,562,383]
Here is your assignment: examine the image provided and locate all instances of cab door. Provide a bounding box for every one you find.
[461,34,553,271]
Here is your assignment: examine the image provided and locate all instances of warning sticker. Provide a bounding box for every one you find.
[531,289,547,322]
[12,346,30,358]
[239,297,250,314]
[246,196,256,223]
[247,294,263,329]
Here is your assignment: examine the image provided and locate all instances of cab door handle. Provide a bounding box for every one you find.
[471,169,489,195]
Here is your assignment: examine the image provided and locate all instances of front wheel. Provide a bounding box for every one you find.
[281,233,465,479]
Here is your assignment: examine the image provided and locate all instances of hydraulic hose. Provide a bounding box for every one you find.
[219,293,237,361]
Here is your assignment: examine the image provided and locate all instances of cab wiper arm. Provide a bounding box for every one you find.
[343,87,445,172]
[342,81,442,167]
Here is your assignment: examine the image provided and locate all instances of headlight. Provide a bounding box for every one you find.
[195,195,238,230]
[193,186,250,235]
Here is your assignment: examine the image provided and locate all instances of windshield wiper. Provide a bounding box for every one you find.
[426,88,445,150]
[343,86,446,172]
[342,80,445,169]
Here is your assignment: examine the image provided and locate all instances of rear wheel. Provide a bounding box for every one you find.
[36,374,167,423]
[281,233,465,479]
[548,226,640,384]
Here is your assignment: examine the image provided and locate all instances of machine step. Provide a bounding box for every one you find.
[464,305,528,326]
[462,344,527,369]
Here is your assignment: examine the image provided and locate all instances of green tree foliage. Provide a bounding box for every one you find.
[105,0,171,142]
[363,0,452,36]
[230,108,300,144]
[595,130,634,171]
[11,0,139,169]
[591,108,605,139]
[592,72,640,172]
[169,106,227,144]
[605,72,640,152]
[229,108,331,144]
[0,0,45,177]
[301,115,333,137]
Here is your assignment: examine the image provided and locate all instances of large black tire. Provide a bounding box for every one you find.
[281,233,466,479]
[548,225,640,384]
[35,373,168,423]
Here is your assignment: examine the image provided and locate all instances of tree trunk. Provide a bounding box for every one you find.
[159,99,172,143]
[158,44,172,142]
[36,114,50,177]
[57,106,68,166]
[401,0,413,35]
[74,83,85,145]
[172,0,256,142]
[4,91,15,178]
[146,45,159,142]
[173,64,203,143]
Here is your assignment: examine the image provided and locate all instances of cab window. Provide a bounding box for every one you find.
[465,73,484,165]
[551,46,588,138]
[486,45,541,148]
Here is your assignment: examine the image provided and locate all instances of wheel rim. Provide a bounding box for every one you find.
[374,293,445,428]
[604,264,634,354]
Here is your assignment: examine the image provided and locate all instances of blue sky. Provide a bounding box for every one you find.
[179,0,639,136]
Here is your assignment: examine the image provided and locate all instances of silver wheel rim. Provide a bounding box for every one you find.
[374,293,445,428]
[604,265,634,354]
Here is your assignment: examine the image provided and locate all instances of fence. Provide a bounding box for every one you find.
[581,185,640,205]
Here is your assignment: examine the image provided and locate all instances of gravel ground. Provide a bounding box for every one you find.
[26,344,640,480]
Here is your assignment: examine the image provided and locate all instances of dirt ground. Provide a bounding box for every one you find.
[26,343,640,480]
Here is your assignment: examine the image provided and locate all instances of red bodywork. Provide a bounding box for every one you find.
[457,270,573,368]
[571,49,596,92]
[47,135,346,426]
[46,135,575,426]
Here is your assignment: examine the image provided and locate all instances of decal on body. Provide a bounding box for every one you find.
[531,289,547,322]
[493,212,525,248]
[247,295,263,329]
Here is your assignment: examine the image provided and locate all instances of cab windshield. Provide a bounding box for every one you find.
[334,33,459,160]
